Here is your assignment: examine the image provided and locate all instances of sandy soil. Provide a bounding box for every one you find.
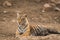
[0,0,60,40]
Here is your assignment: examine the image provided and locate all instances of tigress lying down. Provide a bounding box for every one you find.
[16,13,60,37]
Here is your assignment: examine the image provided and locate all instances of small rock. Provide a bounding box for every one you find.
[11,19,16,23]
[54,7,60,11]
[3,10,8,13]
[44,3,51,8]
[42,3,51,12]
[3,1,12,7]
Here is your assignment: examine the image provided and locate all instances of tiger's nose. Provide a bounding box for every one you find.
[20,33,23,35]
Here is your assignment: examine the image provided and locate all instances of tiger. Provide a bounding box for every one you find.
[16,13,60,37]
[16,13,30,37]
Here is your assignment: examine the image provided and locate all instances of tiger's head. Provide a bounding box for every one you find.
[17,13,29,34]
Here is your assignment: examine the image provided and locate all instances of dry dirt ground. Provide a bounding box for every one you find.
[0,0,60,40]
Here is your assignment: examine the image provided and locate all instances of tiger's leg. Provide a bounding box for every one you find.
[16,30,21,38]
[20,27,30,37]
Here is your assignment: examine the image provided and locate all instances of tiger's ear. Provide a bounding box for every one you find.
[17,12,21,23]
[23,14,27,17]
[17,12,20,18]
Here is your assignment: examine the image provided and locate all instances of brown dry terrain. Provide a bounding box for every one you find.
[0,0,60,40]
